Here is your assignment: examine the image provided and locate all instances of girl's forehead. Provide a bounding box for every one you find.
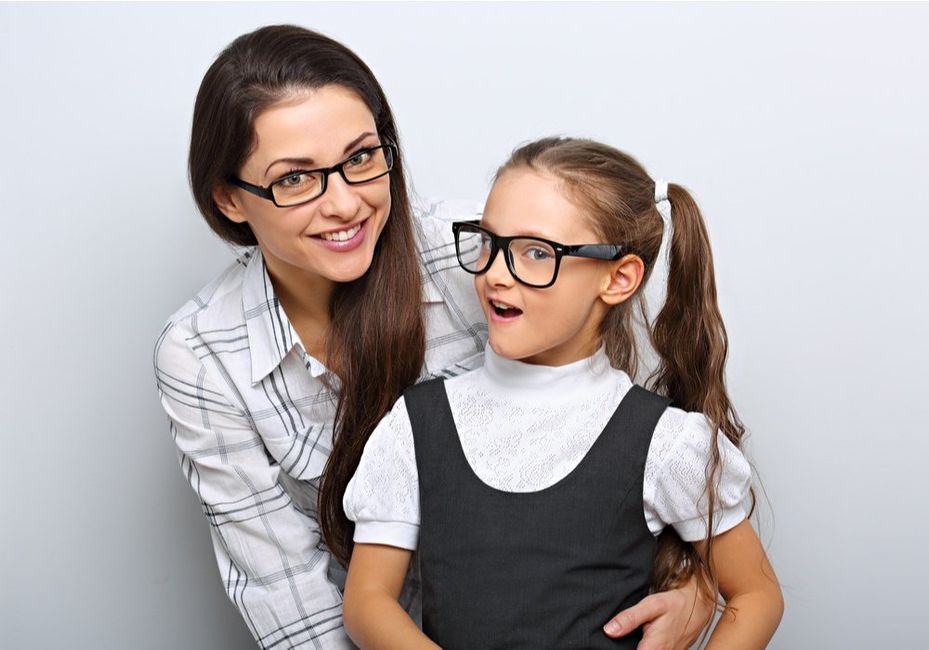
[483,168,597,241]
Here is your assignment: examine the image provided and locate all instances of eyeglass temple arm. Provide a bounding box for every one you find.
[566,244,629,261]
[229,177,275,200]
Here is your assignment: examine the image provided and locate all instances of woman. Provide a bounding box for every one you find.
[154,24,711,649]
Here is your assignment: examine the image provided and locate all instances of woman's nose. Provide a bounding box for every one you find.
[317,172,363,220]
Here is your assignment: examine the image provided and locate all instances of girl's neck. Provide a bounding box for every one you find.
[482,343,612,403]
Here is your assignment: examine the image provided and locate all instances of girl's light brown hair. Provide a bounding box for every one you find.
[497,137,751,611]
[188,25,425,565]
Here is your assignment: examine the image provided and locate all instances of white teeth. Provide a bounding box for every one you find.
[491,300,514,310]
[320,223,361,241]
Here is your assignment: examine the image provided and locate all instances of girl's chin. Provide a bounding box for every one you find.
[488,337,532,362]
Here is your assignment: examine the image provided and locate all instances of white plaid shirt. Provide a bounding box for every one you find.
[154,201,487,649]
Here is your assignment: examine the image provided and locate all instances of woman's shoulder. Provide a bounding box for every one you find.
[411,196,484,252]
[411,196,488,363]
[154,248,257,373]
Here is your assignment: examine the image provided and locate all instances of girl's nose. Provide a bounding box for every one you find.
[317,173,363,220]
[485,247,515,287]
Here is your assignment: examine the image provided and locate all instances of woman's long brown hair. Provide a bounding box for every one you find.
[497,137,751,611]
[187,25,424,566]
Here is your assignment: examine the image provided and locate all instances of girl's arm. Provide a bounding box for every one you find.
[343,543,439,650]
[696,520,784,649]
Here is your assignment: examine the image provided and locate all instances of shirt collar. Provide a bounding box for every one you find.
[480,344,615,401]
[241,248,306,385]
[241,247,449,385]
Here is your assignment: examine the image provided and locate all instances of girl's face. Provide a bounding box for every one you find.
[476,169,621,367]
[216,85,391,295]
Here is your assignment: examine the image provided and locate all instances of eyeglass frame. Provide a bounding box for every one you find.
[451,220,639,289]
[227,143,397,208]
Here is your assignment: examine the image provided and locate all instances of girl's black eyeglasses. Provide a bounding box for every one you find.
[451,220,635,289]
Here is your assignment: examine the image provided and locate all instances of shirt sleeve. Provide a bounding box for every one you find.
[343,396,421,551]
[154,321,353,650]
[643,408,752,542]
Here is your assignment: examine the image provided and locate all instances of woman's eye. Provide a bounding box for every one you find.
[282,173,307,186]
[346,151,371,167]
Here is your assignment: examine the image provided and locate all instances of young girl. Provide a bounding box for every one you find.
[341,137,784,648]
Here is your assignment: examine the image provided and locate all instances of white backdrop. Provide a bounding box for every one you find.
[1,3,927,649]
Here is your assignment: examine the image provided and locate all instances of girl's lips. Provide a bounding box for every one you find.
[312,219,367,252]
[487,298,523,323]
[489,308,522,324]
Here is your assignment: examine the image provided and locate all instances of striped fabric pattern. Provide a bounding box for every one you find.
[154,201,487,648]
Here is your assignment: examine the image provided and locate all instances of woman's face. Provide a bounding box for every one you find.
[217,85,391,293]
[475,168,616,367]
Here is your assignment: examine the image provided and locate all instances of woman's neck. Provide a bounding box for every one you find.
[264,254,335,363]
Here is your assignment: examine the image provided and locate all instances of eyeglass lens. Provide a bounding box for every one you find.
[456,226,558,286]
[271,146,392,206]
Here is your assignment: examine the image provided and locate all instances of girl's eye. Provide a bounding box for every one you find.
[526,247,553,262]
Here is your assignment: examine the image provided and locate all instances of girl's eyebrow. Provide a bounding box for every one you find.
[482,222,557,240]
[263,131,378,178]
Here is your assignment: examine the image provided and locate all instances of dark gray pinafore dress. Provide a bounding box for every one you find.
[403,377,670,649]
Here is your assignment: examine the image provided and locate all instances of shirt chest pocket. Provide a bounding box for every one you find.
[260,420,333,481]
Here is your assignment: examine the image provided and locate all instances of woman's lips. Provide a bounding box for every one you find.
[313,219,367,252]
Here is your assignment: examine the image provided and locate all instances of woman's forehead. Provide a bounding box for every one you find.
[248,86,377,175]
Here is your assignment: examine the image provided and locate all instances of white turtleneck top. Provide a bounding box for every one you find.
[343,346,751,551]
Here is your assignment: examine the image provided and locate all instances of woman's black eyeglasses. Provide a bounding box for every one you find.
[228,143,397,207]
[451,220,634,289]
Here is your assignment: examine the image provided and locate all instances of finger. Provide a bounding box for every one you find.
[603,593,669,638]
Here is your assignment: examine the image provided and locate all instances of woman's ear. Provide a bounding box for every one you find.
[600,254,644,306]
[212,183,249,224]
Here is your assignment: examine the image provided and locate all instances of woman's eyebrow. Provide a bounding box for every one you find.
[342,131,376,154]
[263,132,378,179]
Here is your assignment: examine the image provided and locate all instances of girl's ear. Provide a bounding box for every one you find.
[600,254,645,306]
[212,183,249,224]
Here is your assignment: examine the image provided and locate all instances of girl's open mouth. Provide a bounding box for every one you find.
[489,299,523,321]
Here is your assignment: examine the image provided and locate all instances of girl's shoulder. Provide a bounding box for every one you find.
[651,404,744,466]
[646,403,752,540]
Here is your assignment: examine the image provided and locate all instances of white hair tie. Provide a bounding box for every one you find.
[641,178,674,319]
[654,178,671,226]
[653,179,673,268]
[630,178,674,383]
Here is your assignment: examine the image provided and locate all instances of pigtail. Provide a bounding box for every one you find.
[647,183,748,614]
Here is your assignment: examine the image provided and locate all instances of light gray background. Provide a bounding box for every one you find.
[1,2,926,649]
